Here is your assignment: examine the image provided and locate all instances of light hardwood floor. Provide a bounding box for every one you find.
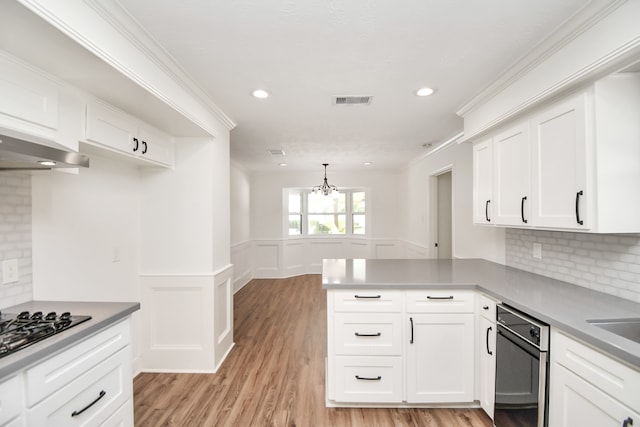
[134,275,493,426]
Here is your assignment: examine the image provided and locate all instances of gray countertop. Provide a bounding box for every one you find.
[0,300,140,379]
[322,258,640,369]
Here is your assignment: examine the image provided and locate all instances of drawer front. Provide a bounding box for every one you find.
[0,375,23,425]
[552,329,640,410]
[406,290,475,313]
[26,319,131,406]
[334,313,403,356]
[334,356,403,403]
[332,290,403,313]
[100,399,133,427]
[478,293,498,321]
[28,346,132,427]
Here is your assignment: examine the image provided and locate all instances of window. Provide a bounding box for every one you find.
[287,189,366,236]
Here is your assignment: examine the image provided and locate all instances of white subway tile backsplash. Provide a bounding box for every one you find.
[0,173,32,308]
[506,228,640,303]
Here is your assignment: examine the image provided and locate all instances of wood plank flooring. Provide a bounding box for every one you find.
[133,275,493,427]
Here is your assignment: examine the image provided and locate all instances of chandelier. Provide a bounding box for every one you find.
[312,163,338,196]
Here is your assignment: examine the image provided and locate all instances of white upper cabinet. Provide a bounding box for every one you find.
[472,138,493,224]
[472,72,640,233]
[85,99,174,167]
[493,122,531,226]
[0,51,82,152]
[531,91,588,230]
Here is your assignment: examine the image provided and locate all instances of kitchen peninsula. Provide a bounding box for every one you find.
[323,258,640,424]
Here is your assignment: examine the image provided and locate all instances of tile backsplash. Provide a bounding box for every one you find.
[506,228,640,303]
[0,173,32,308]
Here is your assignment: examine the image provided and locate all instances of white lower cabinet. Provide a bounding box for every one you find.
[406,313,474,403]
[478,292,497,419]
[0,318,134,427]
[327,289,475,405]
[549,329,640,427]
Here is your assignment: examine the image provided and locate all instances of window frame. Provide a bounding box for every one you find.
[285,188,367,237]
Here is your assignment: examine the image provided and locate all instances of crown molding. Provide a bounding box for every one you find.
[456,0,626,118]
[17,0,236,135]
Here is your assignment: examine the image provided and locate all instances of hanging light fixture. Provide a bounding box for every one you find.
[312,163,338,196]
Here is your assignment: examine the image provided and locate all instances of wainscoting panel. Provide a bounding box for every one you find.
[141,268,235,373]
[253,242,282,278]
[231,241,252,293]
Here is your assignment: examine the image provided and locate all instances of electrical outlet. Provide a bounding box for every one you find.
[533,243,542,260]
[2,259,19,285]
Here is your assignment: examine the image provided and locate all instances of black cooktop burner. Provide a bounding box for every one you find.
[0,310,91,359]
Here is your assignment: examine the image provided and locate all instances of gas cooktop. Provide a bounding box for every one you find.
[0,310,91,359]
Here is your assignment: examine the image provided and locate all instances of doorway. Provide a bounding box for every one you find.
[431,169,452,259]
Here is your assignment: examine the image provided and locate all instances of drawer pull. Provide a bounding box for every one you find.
[354,332,381,337]
[355,375,382,381]
[483,305,489,310]
[623,417,633,427]
[354,295,381,299]
[426,295,454,300]
[71,390,106,417]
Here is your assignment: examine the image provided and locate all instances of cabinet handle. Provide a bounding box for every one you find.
[355,375,382,381]
[521,196,528,223]
[576,190,584,225]
[483,305,489,310]
[410,317,414,344]
[623,417,633,427]
[486,326,493,355]
[427,295,454,300]
[71,390,106,417]
[132,137,139,152]
[354,295,381,299]
[354,332,381,337]
[485,200,491,222]
[142,140,148,154]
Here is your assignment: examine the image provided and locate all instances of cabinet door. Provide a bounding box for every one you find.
[549,362,640,427]
[406,313,474,403]
[85,100,137,155]
[473,139,493,224]
[531,92,589,229]
[493,122,531,226]
[479,316,496,419]
[138,125,174,166]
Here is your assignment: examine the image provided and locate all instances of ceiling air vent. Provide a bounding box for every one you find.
[334,96,372,105]
[268,149,285,156]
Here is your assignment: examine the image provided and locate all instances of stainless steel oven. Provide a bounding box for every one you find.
[494,304,549,427]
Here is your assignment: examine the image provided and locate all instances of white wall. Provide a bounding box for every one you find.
[230,163,250,246]
[406,142,505,263]
[32,155,140,302]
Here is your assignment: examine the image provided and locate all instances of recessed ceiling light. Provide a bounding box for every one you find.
[363,162,372,166]
[279,163,288,167]
[253,89,269,98]
[416,87,434,97]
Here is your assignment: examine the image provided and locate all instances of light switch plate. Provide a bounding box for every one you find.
[533,243,542,260]
[2,259,19,285]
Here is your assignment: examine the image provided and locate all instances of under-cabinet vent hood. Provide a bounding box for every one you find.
[0,134,89,170]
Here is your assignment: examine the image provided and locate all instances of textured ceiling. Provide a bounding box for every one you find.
[31,0,598,171]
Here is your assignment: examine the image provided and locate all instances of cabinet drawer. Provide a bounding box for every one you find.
[332,290,403,313]
[28,347,132,427]
[0,375,23,425]
[406,290,475,313]
[552,329,640,411]
[334,356,403,403]
[25,320,130,406]
[334,313,403,356]
[100,399,133,427]
[478,293,498,321]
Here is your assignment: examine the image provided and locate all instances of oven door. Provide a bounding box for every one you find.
[494,324,548,427]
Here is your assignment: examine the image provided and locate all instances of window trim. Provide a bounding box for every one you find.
[285,188,367,237]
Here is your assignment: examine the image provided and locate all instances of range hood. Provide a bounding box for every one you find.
[0,134,89,170]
